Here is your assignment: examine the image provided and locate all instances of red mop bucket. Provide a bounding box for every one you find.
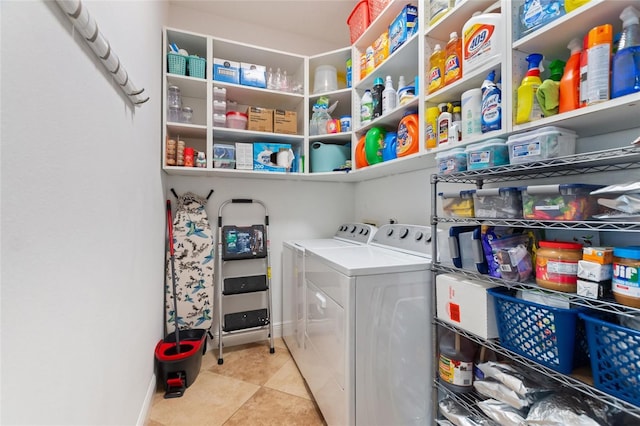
[154,200,206,398]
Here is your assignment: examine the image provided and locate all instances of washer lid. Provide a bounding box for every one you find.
[306,245,431,277]
[283,238,361,250]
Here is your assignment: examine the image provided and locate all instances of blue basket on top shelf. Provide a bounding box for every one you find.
[580,312,640,407]
[167,52,186,76]
[488,287,589,374]
[187,56,206,79]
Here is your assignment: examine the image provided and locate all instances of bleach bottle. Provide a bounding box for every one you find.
[480,70,501,132]
[516,53,544,124]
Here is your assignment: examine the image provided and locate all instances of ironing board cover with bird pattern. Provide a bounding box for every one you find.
[165,192,214,334]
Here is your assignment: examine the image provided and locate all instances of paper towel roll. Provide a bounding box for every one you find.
[461,88,482,139]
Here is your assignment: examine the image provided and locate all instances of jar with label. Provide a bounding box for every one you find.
[536,241,583,292]
[438,327,477,393]
[613,246,640,308]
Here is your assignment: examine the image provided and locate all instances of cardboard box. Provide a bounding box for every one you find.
[274,110,297,135]
[577,279,612,300]
[213,143,235,169]
[213,58,240,84]
[582,247,614,264]
[253,142,293,172]
[235,143,253,170]
[388,4,418,54]
[247,107,274,133]
[578,260,613,282]
[436,273,499,339]
[240,63,267,88]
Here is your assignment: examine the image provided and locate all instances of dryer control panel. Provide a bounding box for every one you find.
[370,224,432,257]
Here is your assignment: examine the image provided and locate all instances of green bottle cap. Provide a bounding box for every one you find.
[548,59,566,81]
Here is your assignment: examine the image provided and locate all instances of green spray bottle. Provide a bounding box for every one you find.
[516,53,544,124]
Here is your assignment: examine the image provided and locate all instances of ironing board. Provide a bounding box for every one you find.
[165,192,214,334]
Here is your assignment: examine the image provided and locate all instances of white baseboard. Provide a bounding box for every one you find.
[137,373,157,426]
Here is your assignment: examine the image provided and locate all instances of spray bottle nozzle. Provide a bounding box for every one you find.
[525,53,544,77]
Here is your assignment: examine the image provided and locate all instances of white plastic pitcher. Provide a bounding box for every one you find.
[314,65,338,94]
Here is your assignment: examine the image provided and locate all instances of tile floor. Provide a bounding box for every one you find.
[147,338,326,426]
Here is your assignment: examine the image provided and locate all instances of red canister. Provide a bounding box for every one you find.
[536,241,583,292]
[183,147,195,167]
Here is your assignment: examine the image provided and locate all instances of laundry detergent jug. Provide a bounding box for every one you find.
[365,127,386,165]
[462,3,503,74]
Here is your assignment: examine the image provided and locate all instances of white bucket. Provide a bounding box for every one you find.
[314,65,338,94]
[461,88,482,139]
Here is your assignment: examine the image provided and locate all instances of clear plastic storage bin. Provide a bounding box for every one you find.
[465,138,509,170]
[506,126,577,164]
[439,190,475,218]
[435,148,467,175]
[521,183,604,221]
[473,187,522,218]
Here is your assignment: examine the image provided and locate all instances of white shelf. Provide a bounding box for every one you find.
[213,127,304,144]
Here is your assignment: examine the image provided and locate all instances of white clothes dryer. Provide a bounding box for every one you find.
[302,224,433,426]
[282,223,377,360]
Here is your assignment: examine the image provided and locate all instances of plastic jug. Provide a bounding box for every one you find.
[516,53,544,124]
[438,327,478,393]
[382,132,398,162]
[559,38,582,113]
[428,44,445,94]
[444,32,463,86]
[355,135,368,169]
[396,112,419,157]
[462,3,502,74]
[364,127,385,165]
[360,89,373,124]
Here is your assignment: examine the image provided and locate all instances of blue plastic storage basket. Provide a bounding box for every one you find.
[167,53,186,75]
[187,56,205,79]
[488,287,586,374]
[580,313,640,407]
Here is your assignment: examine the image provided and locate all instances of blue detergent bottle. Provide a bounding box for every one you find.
[612,5,640,98]
[480,70,502,133]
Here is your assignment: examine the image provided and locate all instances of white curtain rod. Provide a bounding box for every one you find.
[55,0,149,106]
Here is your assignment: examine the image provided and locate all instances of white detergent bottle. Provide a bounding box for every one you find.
[382,75,397,115]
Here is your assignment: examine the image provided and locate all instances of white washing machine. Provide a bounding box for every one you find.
[303,224,433,426]
[282,223,377,361]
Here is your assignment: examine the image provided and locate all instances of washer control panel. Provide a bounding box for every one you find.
[334,223,378,244]
[371,224,432,256]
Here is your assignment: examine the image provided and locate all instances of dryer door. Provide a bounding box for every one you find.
[354,270,432,426]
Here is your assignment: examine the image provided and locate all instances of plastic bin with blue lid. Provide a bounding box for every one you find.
[448,226,488,273]
[464,138,509,170]
[473,187,522,218]
[521,183,604,221]
[435,148,467,175]
[506,126,577,164]
[488,287,588,374]
[439,190,475,218]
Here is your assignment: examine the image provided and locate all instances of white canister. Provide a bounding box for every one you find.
[461,88,482,139]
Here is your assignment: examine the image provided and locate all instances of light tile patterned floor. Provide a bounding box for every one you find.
[147,338,326,426]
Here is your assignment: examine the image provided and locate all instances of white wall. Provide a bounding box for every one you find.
[1,1,166,424]
[167,3,341,55]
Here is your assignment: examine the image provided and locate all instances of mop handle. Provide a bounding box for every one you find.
[166,200,180,352]
[167,200,174,257]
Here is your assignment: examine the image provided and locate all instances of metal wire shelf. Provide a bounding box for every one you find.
[431,145,640,185]
[432,216,640,231]
[434,318,640,420]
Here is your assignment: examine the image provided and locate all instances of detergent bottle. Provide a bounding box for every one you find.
[586,24,613,105]
[382,75,397,115]
[397,111,419,157]
[425,106,440,149]
[516,53,544,124]
[564,0,591,14]
[612,6,640,98]
[428,44,445,93]
[444,32,463,86]
[437,103,452,146]
[559,38,583,113]
[360,89,373,125]
[480,70,501,133]
[579,35,589,107]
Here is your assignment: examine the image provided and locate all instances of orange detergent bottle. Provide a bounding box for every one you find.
[559,38,582,113]
[396,112,419,157]
[444,31,463,86]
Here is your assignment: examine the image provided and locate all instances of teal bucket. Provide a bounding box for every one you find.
[310,142,350,172]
